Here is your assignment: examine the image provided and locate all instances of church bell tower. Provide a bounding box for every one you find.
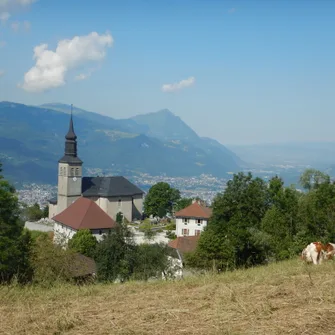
[57,105,83,214]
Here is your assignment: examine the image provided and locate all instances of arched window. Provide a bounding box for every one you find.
[71,168,74,176]
[75,168,79,176]
[59,167,62,176]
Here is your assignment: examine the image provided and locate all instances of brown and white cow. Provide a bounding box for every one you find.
[324,243,335,260]
[301,242,327,264]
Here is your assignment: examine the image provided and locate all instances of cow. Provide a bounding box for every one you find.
[301,242,327,265]
[324,243,335,260]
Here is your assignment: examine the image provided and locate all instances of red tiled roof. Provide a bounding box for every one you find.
[168,235,200,254]
[175,202,212,219]
[53,197,117,230]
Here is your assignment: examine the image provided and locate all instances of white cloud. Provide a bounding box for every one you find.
[228,8,236,14]
[10,20,19,31]
[20,31,113,92]
[17,0,37,5]
[0,0,37,30]
[161,76,196,93]
[0,11,9,22]
[22,19,30,30]
[74,73,90,81]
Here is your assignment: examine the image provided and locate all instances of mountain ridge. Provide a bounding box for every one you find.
[0,101,243,184]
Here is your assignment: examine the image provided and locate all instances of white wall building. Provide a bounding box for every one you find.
[52,196,117,245]
[175,201,212,237]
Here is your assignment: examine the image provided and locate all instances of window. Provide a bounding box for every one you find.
[118,199,122,206]
[59,167,62,176]
[183,218,188,224]
[195,230,201,236]
[182,229,189,236]
[63,167,66,175]
[197,219,202,224]
[99,230,102,235]
[71,168,74,176]
[75,168,79,176]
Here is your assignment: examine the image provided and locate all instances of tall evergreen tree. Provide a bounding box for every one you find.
[0,163,32,283]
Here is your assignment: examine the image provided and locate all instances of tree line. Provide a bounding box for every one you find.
[1,160,334,284]
[0,164,175,285]
[185,169,335,271]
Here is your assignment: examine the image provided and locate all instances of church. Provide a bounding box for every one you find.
[48,113,144,224]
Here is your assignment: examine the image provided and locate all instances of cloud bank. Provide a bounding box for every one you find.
[20,31,113,92]
[161,76,196,93]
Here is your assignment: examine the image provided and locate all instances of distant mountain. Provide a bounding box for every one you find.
[131,109,244,168]
[227,142,335,168]
[131,109,199,142]
[0,101,243,184]
[40,103,149,134]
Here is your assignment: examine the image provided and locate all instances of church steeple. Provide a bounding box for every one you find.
[59,104,82,164]
[65,108,77,141]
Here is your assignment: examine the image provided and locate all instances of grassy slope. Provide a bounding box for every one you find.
[1,259,335,335]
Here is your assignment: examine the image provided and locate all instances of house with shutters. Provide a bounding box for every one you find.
[175,200,212,237]
[48,111,144,224]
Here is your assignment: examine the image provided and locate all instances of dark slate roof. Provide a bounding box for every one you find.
[65,115,77,140]
[82,176,144,197]
[58,155,83,164]
[48,196,57,204]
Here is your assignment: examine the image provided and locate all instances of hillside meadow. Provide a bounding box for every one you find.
[1,259,335,335]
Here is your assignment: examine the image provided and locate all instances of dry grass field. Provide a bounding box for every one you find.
[1,259,335,335]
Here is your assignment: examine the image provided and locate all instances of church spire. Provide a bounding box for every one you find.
[58,104,82,164]
[65,105,77,141]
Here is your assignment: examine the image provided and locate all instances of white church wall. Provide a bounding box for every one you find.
[53,221,76,245]
[107,196,133,222]
[132,195,143,220]
[48,203,58,219]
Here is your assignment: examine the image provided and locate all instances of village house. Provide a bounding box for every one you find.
[53,197,118,244]
[175,200,212,237]
[48,111,144,223]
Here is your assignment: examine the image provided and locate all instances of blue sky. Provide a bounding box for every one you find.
[0,0,334,145]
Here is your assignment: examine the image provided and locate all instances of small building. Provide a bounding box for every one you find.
[168,235,200,260]
[175,201,212,237]
[53,197,117,245]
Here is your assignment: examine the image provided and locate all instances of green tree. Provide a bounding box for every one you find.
[132,243,169,281]
[42,205,49,218]
[25,203,43,221]
[116,212,123,225]
[299,168,330,191]
[30,232,75,285]
[174,198,192,212]
[68,229,98,258]
[297,178,335,244]
[190,172,270,270]
[94,224,136,282]
[0,163,33,283]
[260,176,300,260]
[144,182,181,217]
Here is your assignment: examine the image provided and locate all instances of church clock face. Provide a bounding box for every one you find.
[73,177,77,182]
